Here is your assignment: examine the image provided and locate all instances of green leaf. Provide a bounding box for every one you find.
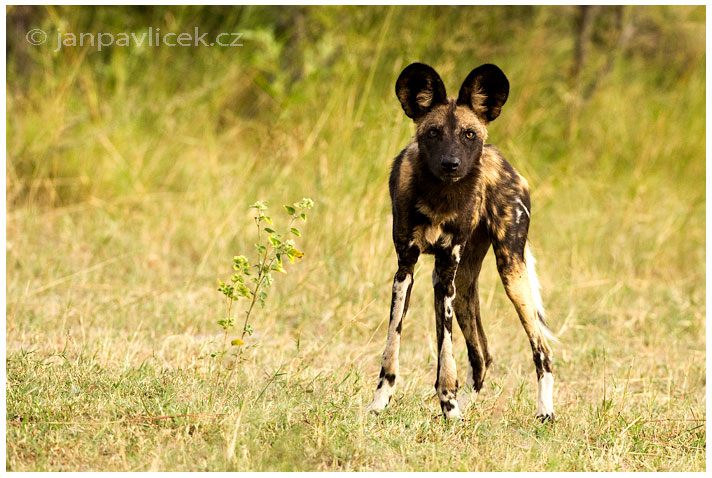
[236,284,252,298]
[290,227,301,237]
[218,283,235,297]
[296,198,314,210]
[269,236,281,247]
[271,263,287,274]
[300,213,307,222]
[231,339,245,346]
[264,227,275,234]
[233,255,249,269]
[264,216,273,225]
[249,201,267,212]
[284,205,296,215]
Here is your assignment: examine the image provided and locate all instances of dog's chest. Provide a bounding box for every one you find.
[411,223,449,251]
[410,201,459,251]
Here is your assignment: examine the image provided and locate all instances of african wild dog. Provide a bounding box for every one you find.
[367,63,556,421]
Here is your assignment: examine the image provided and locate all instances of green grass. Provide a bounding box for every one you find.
[6,5,706,471]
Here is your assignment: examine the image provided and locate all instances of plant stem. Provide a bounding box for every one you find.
[227,212,300,373]
[240,255,277,341]
[227,215,276,373]
[222,297,233,354]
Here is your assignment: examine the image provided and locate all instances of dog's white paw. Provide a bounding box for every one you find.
[367,388,392,414]
[535,372,555,421]
[440,399,462,420]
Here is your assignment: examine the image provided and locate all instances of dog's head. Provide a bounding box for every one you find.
[396,63,509,183]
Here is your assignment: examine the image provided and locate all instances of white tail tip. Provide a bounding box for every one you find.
[525,243,559,344]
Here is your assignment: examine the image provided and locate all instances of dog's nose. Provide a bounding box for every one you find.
[441,157,460,172]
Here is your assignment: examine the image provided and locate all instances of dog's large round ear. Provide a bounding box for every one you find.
[395,63,447,121]
[456,64,509,123]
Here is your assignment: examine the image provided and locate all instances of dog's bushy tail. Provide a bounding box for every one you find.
[524,243,558,344]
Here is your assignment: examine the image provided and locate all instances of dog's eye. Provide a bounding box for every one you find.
[428,129,439,138]
[465,130,476,140]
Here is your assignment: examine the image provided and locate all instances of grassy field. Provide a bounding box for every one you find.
[6,5,706,471]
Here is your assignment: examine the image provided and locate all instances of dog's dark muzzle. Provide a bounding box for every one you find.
[440,156,461,178]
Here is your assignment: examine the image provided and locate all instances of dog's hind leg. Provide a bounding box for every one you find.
[453,232,492,412]
[493,237,555,422]
[368,245,419,414]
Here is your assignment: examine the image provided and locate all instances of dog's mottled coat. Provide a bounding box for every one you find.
[368,63,555,420]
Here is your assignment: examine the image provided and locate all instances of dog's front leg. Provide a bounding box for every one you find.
[433,244,463,419]
[368,243,420,414]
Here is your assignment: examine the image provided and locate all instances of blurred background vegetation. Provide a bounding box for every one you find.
[7,5,705,206]
[6,6,705,471]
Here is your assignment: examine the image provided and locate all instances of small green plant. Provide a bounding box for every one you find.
[215,197,314,367]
